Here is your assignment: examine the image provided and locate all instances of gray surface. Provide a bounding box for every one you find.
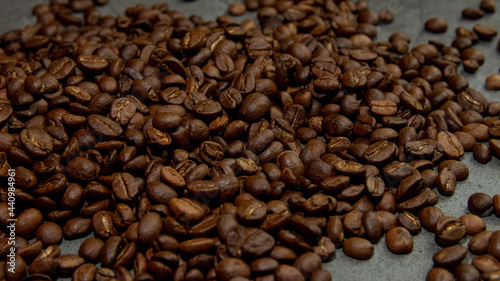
[1,0,499,280]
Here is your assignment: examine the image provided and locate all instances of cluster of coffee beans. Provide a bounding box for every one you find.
[0,0,499,280]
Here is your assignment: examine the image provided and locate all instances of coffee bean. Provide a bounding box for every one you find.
[437,131,464,160]
[137,212,163,246]
[460,214,486,236]
[309,269,333,281]
[386,227,413,254]
[471,254,500,273]
[17,208,43,239]
[20,126,53,158]
[462,7,485,19]
[342,237,374,260]
[398,212,421,235]
[480,0,496,12]
[454,132,477,151]
[79,238,104,263]
[362,212,383,243]
[419,206,445,232]
[489,231,500,261]
[364,140,397,165]
[425,18,448,33]
[369,100,397,116]
[469,231,493,255]
[433,244,468,267]
[434,216,467,245]
[438,160,469,181]
[491,139,500,159]
[65,157,99,182]
[48,57,76,80]
[437,167,457,196]
[169,198,206,225]
[457,88,488,113]
[63,217,92,239]
[427,268,455,281]
[145,181,178,206]
[486,74,500,90]
[77,55,108,71]
[36,222,62,246]
[92,211,118,239]
[468,193,493,215]
[473,24,498,40]
[88,114,123,139]
[112,172,139,202]
[293,252,322,277]
[216,258,251,281]
[494,194,500,217]
[453,263,481,281]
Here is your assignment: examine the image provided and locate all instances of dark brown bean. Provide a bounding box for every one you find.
[385,227,413,254]
[468,193,493,215]
[342,237,374,260]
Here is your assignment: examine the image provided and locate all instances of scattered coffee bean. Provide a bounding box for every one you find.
[385,227,413,254]
[434,216,467,245]
[468,193,493,215]
[342,237,374,260]
[425,18,448,33]
[486,74,500,90]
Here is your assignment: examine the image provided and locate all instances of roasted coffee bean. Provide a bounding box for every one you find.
[437,131,464,160]
[228,2,247,16]
[363,212,383,243]
[419,206,445,232]
[433,244,468,267]
[369,100,397,116]
[342,237,374,260]
[364,140,397,165]
[63,217,92,239]
[473,143,492,164]
[437,167,457,196]
[385,227,413,254]
[462,7,485,19]
[469,231,493,255]
[398,212,421,235]
[489,231,500,261]
[216,258,251,281]
[459,214,486,236]
[454,132,477,152]
[453,263,481,281]
[468,193,493,215]
[435,216,467,245]
[169,198,206,225]
[92,211,119,239]
[437,160,469,181]
[16,208,43,239]
[473,24,498,40]
[112,172,139,202]
[471,254,500,273]
[138,212,163,245]
[427,268,455,281]
[425,18,448,33]
[20,126,53,158]
[293,252,322,277]
[79,238,104,263]
[36,222,62,246]
[87,114,123,139]
[494,194,500,217]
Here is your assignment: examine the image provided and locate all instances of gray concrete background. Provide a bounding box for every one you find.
[0,0,499,280]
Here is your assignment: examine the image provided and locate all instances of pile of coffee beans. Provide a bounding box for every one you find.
[0,0,499,280]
